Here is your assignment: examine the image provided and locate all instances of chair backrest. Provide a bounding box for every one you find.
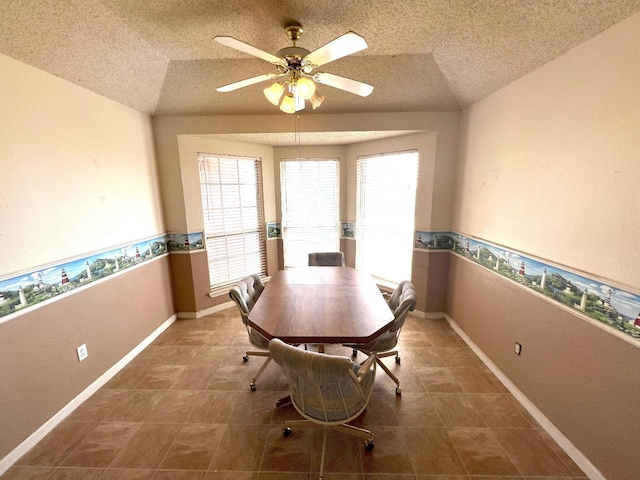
[229,274,265,324]
[308,252,345,267]
[269,338,376,424]
[387,280,411,311]
[363,281,416,353]
[389,281,417,333]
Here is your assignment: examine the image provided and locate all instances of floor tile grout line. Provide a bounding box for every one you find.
[8,311,587,479]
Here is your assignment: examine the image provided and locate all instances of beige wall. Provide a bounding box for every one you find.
[449,13,640,480]
[452,12,640,288]
[0,53,165,275]
[0,53,173,461]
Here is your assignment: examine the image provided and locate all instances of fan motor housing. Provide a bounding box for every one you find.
[276,46,312,72]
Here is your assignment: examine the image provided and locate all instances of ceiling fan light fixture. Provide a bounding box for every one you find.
[310,91,325,110]
[263,82,284,105]
[279,92,297,114]
[296,77,316,100]
[215,24,373,114]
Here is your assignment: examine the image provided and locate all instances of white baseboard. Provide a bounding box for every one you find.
[177,300,234,319]
[444,313,604,480]
[414,310,446,320]
[0,314,177,476]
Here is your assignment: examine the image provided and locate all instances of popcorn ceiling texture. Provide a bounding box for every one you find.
[1,0,639,115]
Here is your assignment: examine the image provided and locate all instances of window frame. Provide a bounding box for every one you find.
[198,152,267,291]
[279,157,341,268]
[355,149,419,285]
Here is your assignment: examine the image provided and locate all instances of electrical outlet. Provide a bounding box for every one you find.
[514,342,522,356]
[77,344,88,362]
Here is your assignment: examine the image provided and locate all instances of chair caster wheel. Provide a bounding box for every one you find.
[395,386,402,395]
[365,440,374,450]
[243,355,249,362]
[395,356,401,364]
[283,427,292,437]
[250,383,256,391]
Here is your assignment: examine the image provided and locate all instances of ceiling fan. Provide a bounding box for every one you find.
[214,24,374,113]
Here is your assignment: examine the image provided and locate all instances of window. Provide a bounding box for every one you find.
[356,150,419,284]
[198,153,266,289]
[280,159,340,267]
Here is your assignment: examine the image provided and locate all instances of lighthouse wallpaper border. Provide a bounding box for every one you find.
[0,232,204,321]
[416,231,640,342]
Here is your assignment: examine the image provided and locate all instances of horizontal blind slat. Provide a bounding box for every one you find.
[281,159,340,267]
[356,151,419,284]
[199,154,267,289]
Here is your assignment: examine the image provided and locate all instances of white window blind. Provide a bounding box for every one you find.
[356,150,419,284]
[280,159,340,267]
[198,154,266,289]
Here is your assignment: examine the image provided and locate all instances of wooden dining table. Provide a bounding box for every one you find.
[247,266,394,345]
[248,266,394,406]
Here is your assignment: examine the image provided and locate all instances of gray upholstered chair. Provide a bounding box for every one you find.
[229,274,271,391]
[269,338,376,480]
[385,280,412,311]
[345,281,417,395]
[308,251,345,266]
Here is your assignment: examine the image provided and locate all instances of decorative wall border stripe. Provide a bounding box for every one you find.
[266,222,281,239]
[415,230,640,342]
[167,232,204,252]
[0,232,204,320]
[341,221,355,239]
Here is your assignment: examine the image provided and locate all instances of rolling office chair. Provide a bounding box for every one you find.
[385,280,412,311]
[269,338,376,480]
[345,281,417,395]
[308,251,345,266]
[228,274,271,391]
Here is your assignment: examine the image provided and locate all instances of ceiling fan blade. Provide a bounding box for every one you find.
[214,36,281,64]
[314,72,374,97]
[305,32,368,67]
[216,73,281,92]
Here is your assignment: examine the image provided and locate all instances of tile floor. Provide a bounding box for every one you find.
[4,308,587,479]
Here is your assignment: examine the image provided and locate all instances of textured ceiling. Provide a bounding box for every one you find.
[1,0,639,117]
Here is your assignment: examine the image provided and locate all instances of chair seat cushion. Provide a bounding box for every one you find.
[345,330,397,353]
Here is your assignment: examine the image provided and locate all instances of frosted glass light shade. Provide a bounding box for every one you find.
[279,93,296,114]
[263,82,285,105]
[296,77,316,100]
[310,91,325,110]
